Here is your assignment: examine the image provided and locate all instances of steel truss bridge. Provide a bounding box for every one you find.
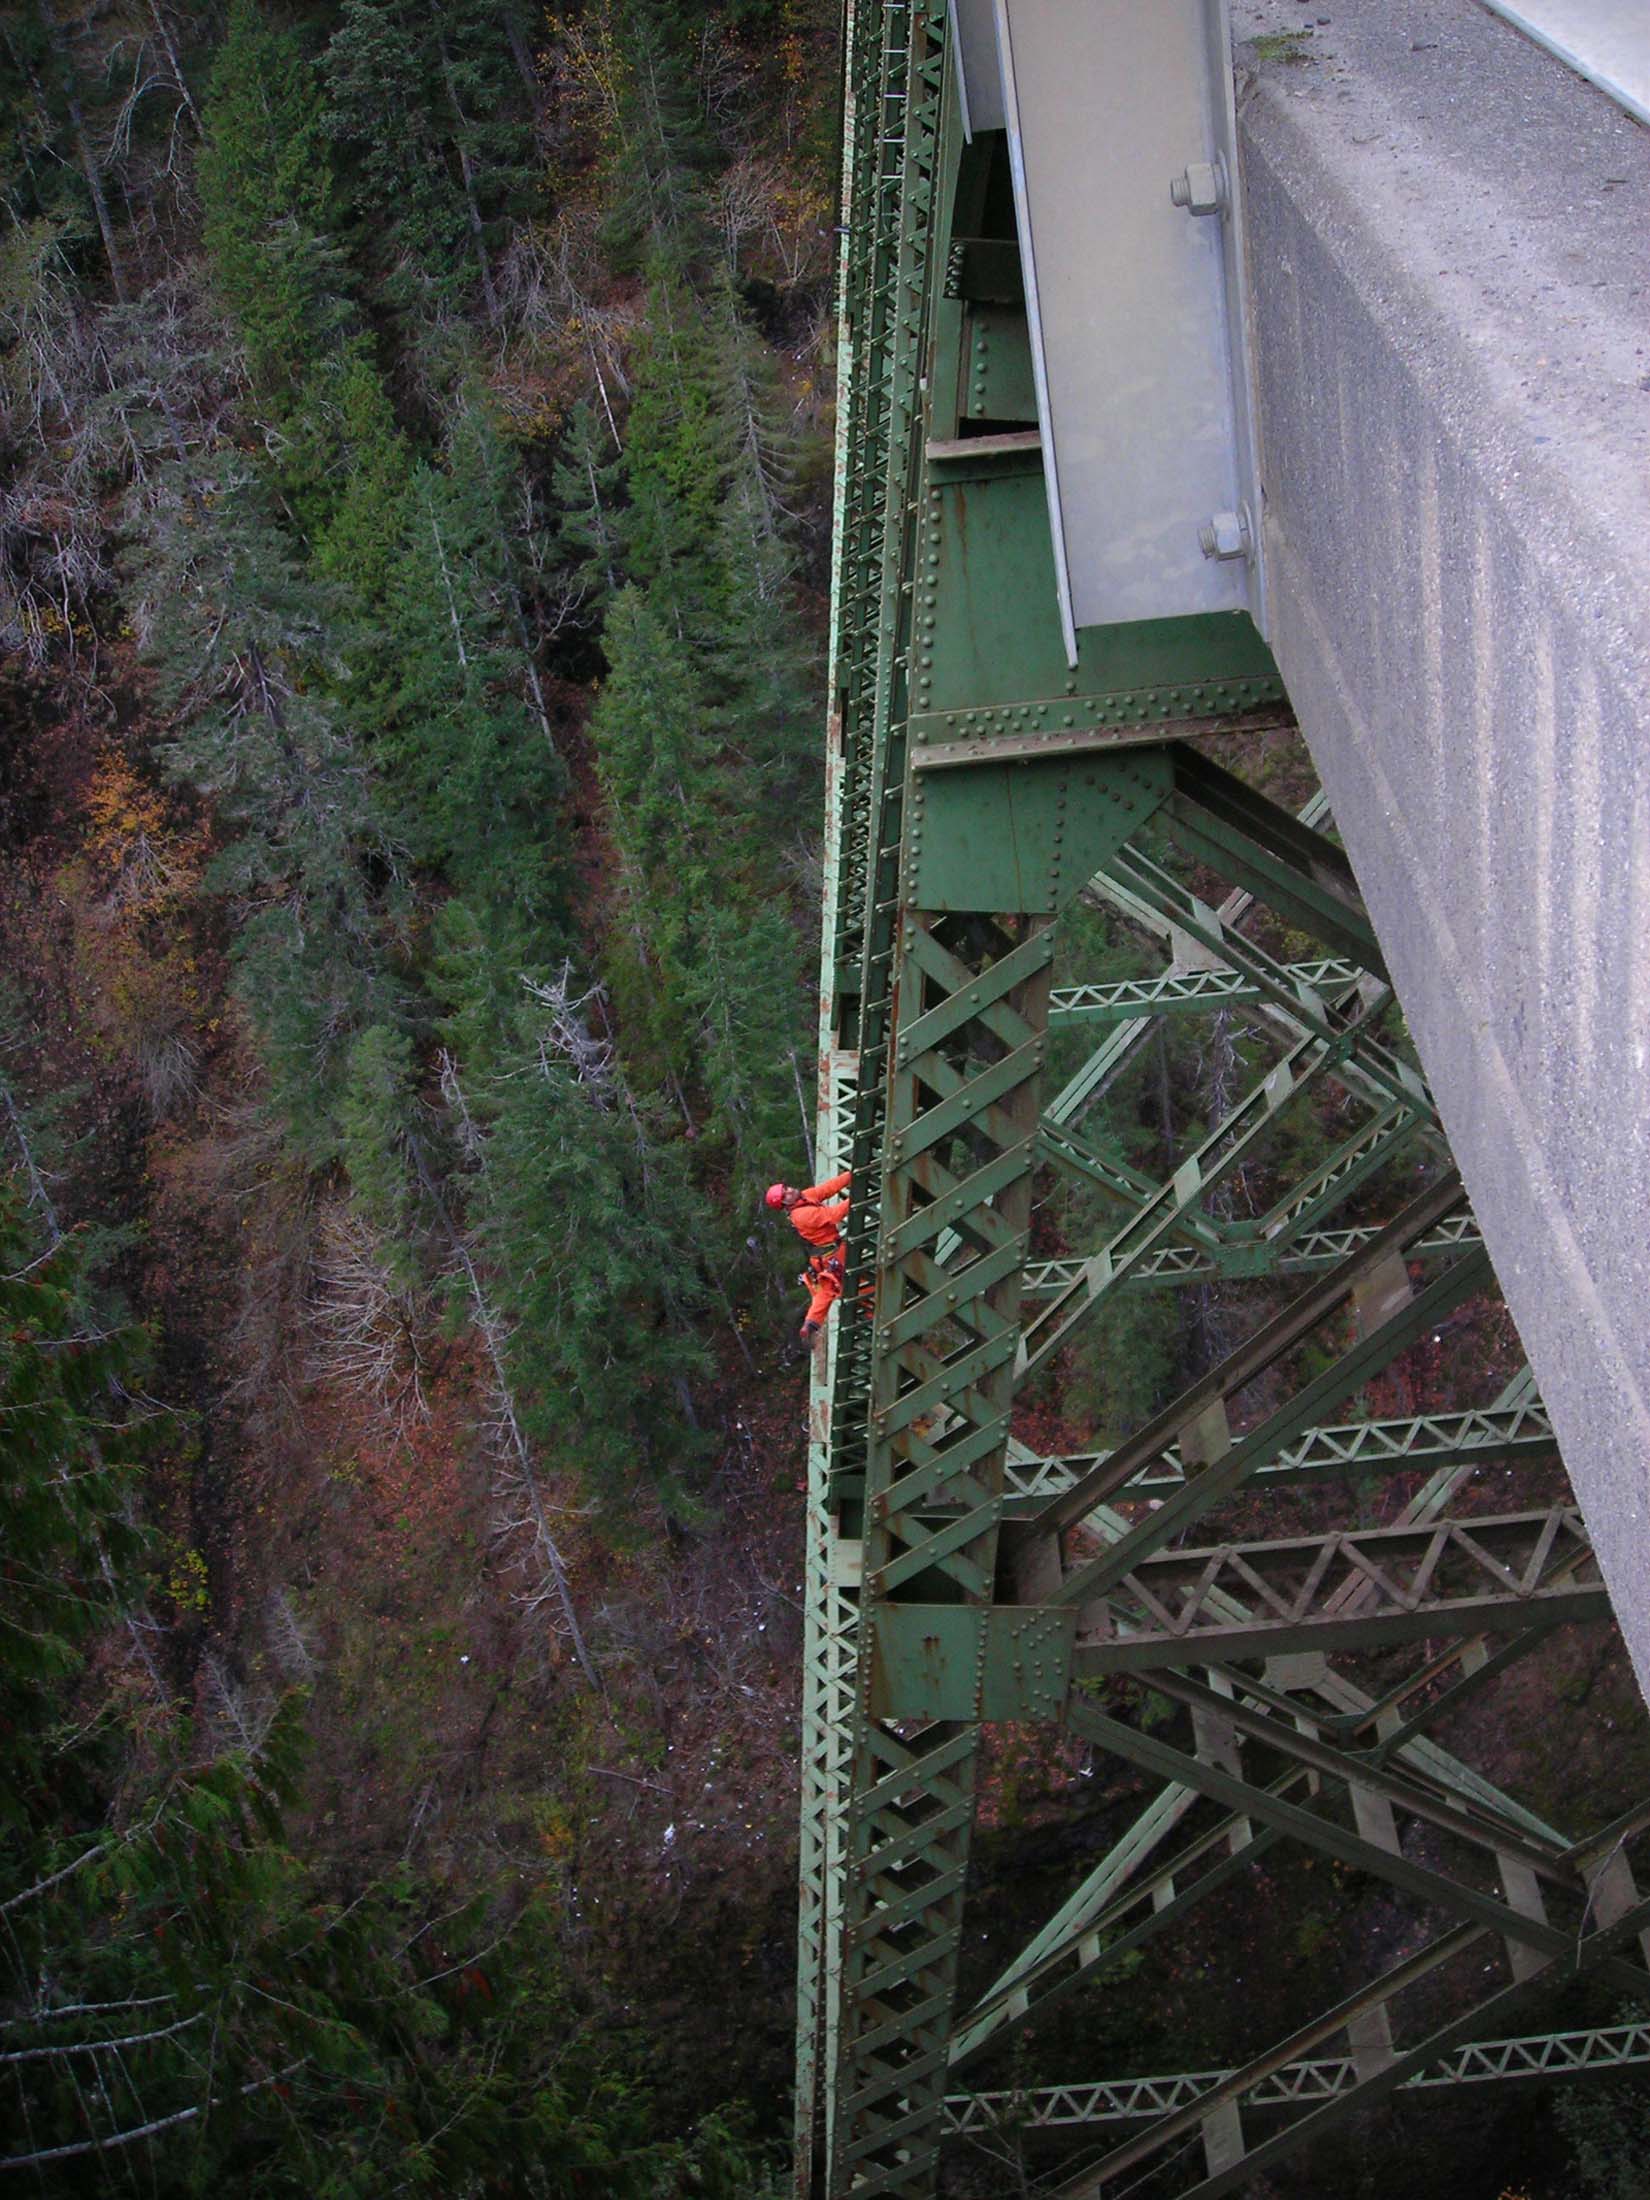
[792,4,1650,2194]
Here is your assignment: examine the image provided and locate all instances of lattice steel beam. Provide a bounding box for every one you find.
[1084,850,1444,1152]
[1162,746,1387,978]
[1000,1399,1556,1506]
[1048,957,1361,1027]
[832,913,1053,2194]
[1066,1702,1650,2000]
[1050,787,1333,1126]
[954,1373,1572,2076]
[1043,1825,1650,2200]
[944,2022,1650,2132]
[1023,1210,1485,1293]
[1079,1505,1604,1668]
[1034,1174,1478,1547]
[946,1624,1572,2073]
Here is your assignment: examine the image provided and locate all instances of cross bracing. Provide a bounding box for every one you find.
[794,8,1650,2196]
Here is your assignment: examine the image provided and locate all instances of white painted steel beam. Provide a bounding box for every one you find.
[989,0,1265,659]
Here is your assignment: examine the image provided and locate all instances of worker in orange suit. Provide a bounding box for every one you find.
[765,1168,850,1253]
[795,1249,874,1347]
[797,1251,844,1346]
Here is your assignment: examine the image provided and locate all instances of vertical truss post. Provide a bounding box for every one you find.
[830,910,1053,2193]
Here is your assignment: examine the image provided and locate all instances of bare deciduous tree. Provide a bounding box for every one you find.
[305,1201,430,1433]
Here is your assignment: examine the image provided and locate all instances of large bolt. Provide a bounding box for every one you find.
[1199,504,1253,561]
[1170,155,1228,217]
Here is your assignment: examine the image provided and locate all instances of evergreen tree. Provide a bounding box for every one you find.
[373,390,568,945]
[198,0,354,400]
[591,584,804,1212]
[549,396,627,617]
[339,1020,422,1277]
[707,297,819,826]
[432,923,710,1518]
[322,0,535,319]
[622,270,735,647]
[591,1,715,274]
[312,353,414,607]
[135,446,399,1158]
[1556,2045,1650,2200]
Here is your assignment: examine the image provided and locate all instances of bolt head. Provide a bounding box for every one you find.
[1199,506,1252,560]
[1170,159,1227,216]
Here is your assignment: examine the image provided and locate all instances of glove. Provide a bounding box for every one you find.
[799,1320,822,1345]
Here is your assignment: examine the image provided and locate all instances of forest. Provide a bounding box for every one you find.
[3,3,1649,2196]
[2,0,831,2187]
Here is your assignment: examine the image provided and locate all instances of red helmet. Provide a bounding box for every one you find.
[764,1183,788,1209]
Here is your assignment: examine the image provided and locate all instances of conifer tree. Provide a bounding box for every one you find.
[622,270,734,648]
[322,0,534,318]
[312,353,414,607]
[198,0,354,400]
[432,929,709,1519]
[373,391,568,948]
[135,447,399,1157]
[339,1021,422,1275]
[549,396,627,617]
[589,1,714,274]
[591,584,804,1209]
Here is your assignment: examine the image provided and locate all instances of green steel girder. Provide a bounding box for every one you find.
[1138,1670,1595,1893]
[952,1774,1303,2072]
[1000,1399,1557,1507]
[1096,846,1433,1123]
[1050,789,1333,1127]
[1064,1703,1650,2020]
[1077,1506,1604,1670]
[952,1375,1570,2077]
[1051,1238,1494,1607]
[1162,745,1389,981]
[1022,1209,1486,1293]
[1042,1818,1650,2200]
[1032,1172,1473,1542]
[1037,1115,1186,1210]
[1048,956,1361,1026]
[946,2021,1650,2131]
[1245,1098,1425,1249]
[834,1396,1556,1517]
[797,8,1648,2194]
[798,1,951,2184]
[868,1603,1076,1722]
[1018,1010,1403,1384]
[902,742,1173,916]
[832,901,1054,2196]
[909,456,1282,742]
[945,1626,1572,2073]
[1084,853,1451,1176]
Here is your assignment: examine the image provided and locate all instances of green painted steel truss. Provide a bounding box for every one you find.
[792,8,1650,2197]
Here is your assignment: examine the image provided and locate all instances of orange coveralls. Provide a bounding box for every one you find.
[789,1169,850,1251]
[801,1253,844,1333]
